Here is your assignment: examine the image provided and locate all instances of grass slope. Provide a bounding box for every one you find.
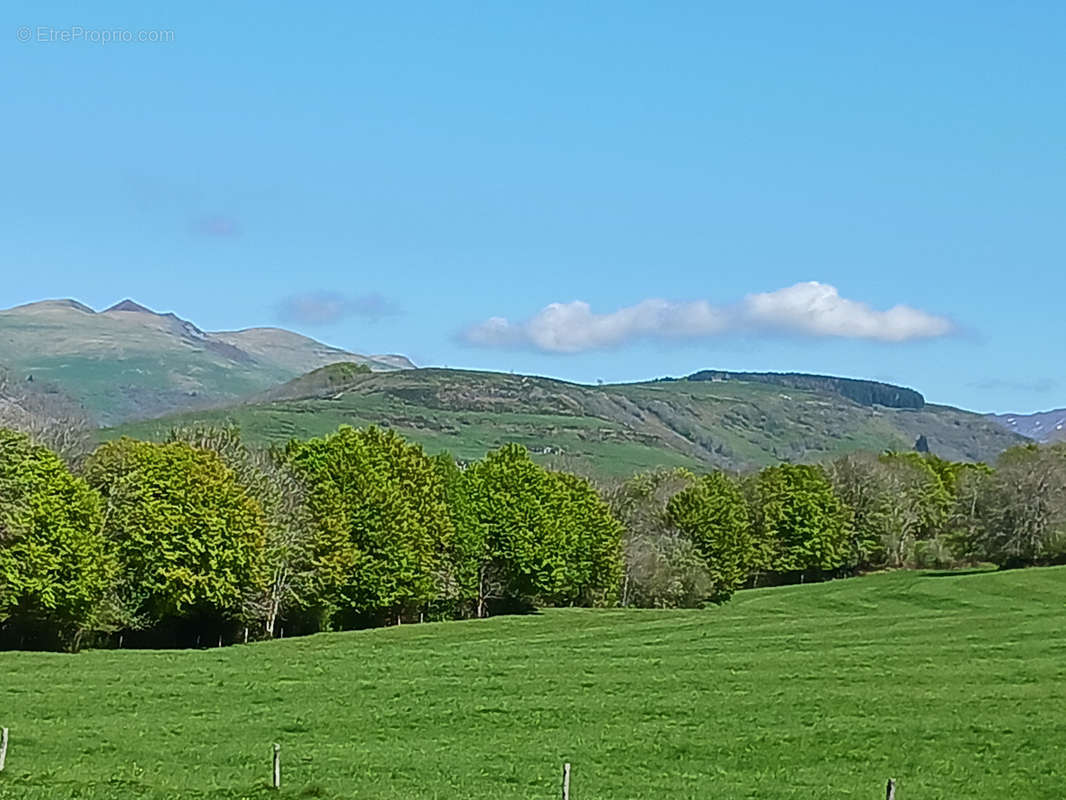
[109,368,1025,477]
[1,568,1064,799]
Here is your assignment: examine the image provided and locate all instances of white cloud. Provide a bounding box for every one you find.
[461,282,953,353]
[741,282,953,342]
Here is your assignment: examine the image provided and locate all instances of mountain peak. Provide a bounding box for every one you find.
[105,299,157,314]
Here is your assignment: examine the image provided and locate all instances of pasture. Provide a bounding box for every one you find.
[1,567,1064,799]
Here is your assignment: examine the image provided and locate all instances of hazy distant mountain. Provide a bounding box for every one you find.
[989,409,1066,443]
[0,298,413,424]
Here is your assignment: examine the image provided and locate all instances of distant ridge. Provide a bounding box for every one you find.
[683,370,925,410]
[0,297,414,424]
[989,408,1066,443]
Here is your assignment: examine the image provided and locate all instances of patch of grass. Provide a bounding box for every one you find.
[2,568,1064,799]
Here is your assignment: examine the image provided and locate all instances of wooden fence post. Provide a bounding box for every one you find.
[886,778,896,800]
[0,727,8,772]
[562,762,571,800]
[273,743,281,789]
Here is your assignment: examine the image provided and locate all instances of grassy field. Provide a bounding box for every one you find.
[106,368,1025,478]
[2,568,1064,799]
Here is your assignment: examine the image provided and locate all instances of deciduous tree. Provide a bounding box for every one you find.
[0,429,114,650]
[965,444,1066,567]
[667,471,753,601]
[602,468,708,608]
[285,426,450,626]
[465,444,623,612]
[748,464,851,579]
[166,426,317,636]
[84,438,267,636]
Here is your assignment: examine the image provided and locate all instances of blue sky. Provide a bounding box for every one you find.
[3,1,1063,414]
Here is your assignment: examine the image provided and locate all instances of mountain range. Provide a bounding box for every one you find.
[0,299,412,424]
[0,296,1056,476]
[987,409,1066,443]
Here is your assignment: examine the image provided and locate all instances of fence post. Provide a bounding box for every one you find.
[0,727,8,772]
[562,762,571,800]
[886,778,896,800]
[273,743,281,789]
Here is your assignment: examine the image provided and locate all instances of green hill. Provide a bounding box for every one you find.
[0,299,413,425]
[109,365,1025,477]
[1,567,1063,799]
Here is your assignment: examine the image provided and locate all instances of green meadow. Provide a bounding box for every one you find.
[2,567,1064,799]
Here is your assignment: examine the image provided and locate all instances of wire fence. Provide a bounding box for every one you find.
[0,730,902,798]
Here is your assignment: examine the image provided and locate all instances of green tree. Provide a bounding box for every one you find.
[748,463,851,580]
[464,444,622,612]
[947,461,994,559]
[876,453,953,567]
[667,471,753,601]
[285,426,451,626]
[0,429,114,650]
[826,452,889,569]
[84,438,267,634]
[430,451,484,618]
[463,443,562,612]
[166,426,318,637]
[829,452,957,569]
[545,470,624,607]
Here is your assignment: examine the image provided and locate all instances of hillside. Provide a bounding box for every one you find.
[990,408,1066,443]
[1,567,1064,799]
[0,299,413,424]
[109,365,1025,476]
[0,368,89,444]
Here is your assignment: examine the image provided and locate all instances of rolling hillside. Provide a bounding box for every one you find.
[110,364,1025,477]
[1,567,1064,799]
[0,299,413,424]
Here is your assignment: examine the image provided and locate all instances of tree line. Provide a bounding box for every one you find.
[1,423,1064,651]
[606,446,1066,608]
[0,426,623,650]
